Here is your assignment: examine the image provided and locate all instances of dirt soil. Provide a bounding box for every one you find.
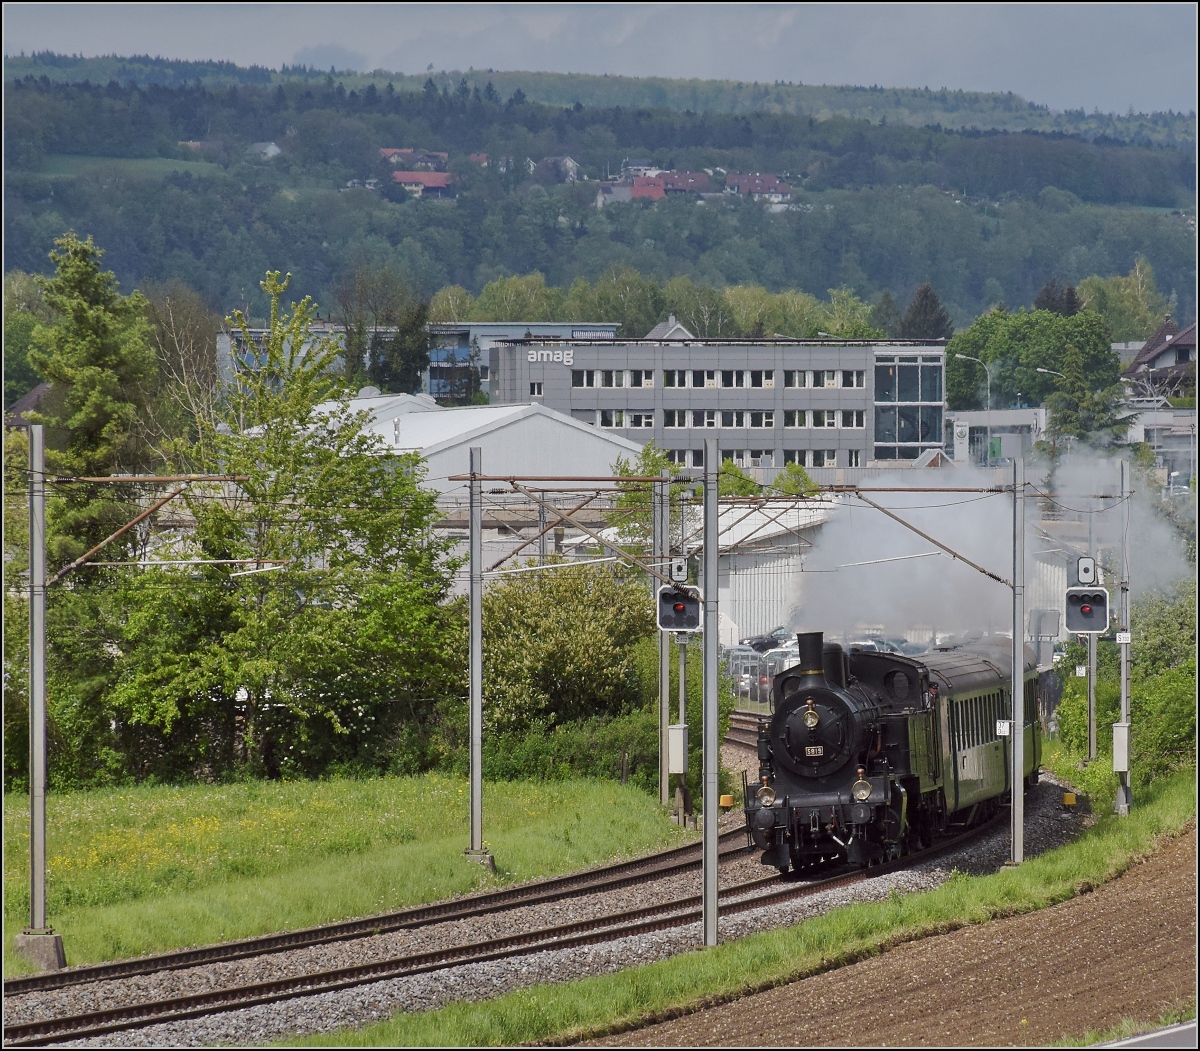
[588,825,1196,1048]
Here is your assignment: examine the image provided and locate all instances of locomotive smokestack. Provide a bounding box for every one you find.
[795,632,828,684]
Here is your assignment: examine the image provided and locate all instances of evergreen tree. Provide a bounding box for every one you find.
[1034,278,1081,316]
[1044,342,1128,446]
[26,232,157,563]
[366,300,430,395]
[898,282,955,339]
[869,291,902,337]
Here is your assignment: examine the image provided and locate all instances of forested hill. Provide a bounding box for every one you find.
[4,71,1196,326]
[5,52,1196,148]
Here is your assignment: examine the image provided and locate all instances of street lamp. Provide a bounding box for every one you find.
[1036,367,1065,378]
[956,353,993,464]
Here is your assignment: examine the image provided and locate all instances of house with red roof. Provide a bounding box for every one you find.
[391,171,455,198]
[724,173,792,202]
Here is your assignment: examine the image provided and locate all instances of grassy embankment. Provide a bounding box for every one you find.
[3,776,691,976]
[283,764,1195,1047]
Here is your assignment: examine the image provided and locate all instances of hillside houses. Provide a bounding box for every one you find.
[595,167,792,208]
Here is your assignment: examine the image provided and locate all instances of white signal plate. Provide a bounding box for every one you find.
[1116,631,1132,644]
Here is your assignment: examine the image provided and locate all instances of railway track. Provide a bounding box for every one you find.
[3,826,750,999]
[3,818,998,1047]
[726,709,767,749]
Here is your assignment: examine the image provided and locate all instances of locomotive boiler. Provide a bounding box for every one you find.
[743,630,1040,870]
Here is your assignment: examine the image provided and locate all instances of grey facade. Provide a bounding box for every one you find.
[429,321,620,399]
[490,338,947,468]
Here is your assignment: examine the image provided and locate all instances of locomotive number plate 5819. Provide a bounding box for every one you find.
[805,745,824,756]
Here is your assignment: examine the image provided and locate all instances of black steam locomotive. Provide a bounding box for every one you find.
[743,631,1040,870]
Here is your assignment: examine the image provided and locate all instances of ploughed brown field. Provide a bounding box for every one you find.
[589,825,1197,1047]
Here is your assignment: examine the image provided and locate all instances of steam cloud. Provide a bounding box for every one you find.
[794,450,1190,645]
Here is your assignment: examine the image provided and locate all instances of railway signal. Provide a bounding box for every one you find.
[1065,586,1109,633]
[657,585,702,632]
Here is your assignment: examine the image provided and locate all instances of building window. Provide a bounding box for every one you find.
[783,370,808,388]
[784,409,807,428]
[664,369,683,387]
[572,370,597,388]
[812,409,838,428]
[722,449,747,465]
[812,370,838,388]
[847,450,861,467]
[663,409,686,428]
[874,353,944,459]
[628,412,654,428]
[692,447,704,468]
[841,370,865,388]
[692,409,717,428]
[599,409,624,427]
[720,409,744,428]
[811,449,837,467]
[529,381,543,397]
[720,369,746,388]
[783,450,807,466]
[693,369,717,388]
[841,409,865,428]
[479,365,490,381]
[629,369,654,388]
[749,449,773,467]
[750,370,774,388]
[600,369,625,388]
[749,410,774,428]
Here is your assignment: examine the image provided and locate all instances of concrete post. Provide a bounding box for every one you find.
[1009,455,1025,865]
[702,437,719,946]
[1115,459,1132,815]
[465,447,492,870]
[655,474,670,806]
[17,426,66,970]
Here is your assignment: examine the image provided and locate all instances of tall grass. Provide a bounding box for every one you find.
[284,765,1195,1048]
[4,776,690,975]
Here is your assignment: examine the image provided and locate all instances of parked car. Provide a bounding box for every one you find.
[740,626,792,653]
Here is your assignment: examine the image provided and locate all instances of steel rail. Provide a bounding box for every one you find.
[3,828,749,997]
[4,820,996,1047]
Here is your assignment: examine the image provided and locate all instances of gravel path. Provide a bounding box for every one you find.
[15,760,1087,1048]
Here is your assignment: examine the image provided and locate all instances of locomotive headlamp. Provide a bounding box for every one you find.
[802,699,819,729]
[851,779,872,802]
[755,785,777,806]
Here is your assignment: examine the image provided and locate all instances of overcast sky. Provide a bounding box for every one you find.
[5,3,1196,115]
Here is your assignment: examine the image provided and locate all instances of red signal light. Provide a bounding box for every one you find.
[673,602,686,613]
[1081,604,1092,614]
